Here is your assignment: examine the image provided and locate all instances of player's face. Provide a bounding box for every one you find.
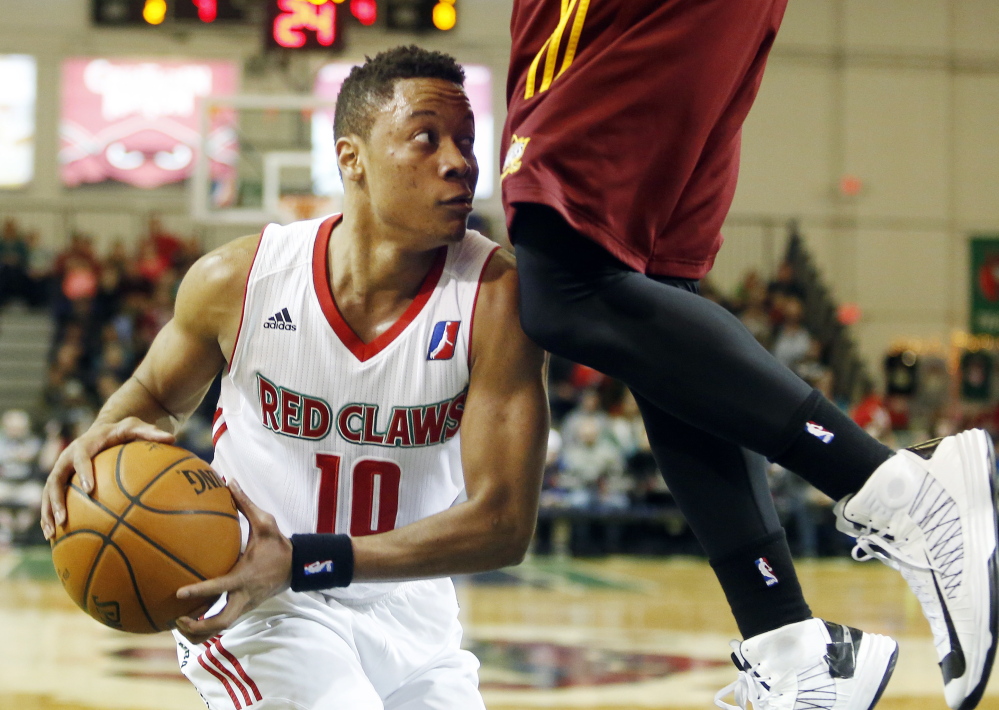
[357,78,478,246]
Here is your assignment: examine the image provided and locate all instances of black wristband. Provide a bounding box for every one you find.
[290,533,354,591]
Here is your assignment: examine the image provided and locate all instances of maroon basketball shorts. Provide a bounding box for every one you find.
[502,0,788,278]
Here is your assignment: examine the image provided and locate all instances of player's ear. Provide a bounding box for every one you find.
[336,136,364,183]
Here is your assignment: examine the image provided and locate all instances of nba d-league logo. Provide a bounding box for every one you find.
[755,557,779,587]
[427,321,460,360]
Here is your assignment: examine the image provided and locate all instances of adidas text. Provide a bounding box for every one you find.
[264,320,296,331]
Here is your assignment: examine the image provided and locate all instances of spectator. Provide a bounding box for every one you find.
[561,388,610,447]
[771,296,813,370]
[738,280,773,350]
[559,414,630,555]
[607,389,642,458]
[147,213,184,267]
[57,379,97,435]
[37,418,70,474]
[45,324,87,407]
[54,232,100,295]
[0,410,43,547]
[539,428,564,504]
[95,322,133,382]
[607,389,658,482]
[134,276,175,354]
[546,354,584,424]
[93,252,127,325]
[559,414,627,508]
[766,259,805,302]
[730,269,765,313]
[793,338,833,397]
[0,218,30,307]
[24,230,56,308]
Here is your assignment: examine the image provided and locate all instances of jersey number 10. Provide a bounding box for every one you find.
[314,453,401,536]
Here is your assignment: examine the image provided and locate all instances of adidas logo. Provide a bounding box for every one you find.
[264,307,297,331]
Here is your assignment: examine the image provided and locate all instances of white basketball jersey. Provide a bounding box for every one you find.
[211,214,499,600]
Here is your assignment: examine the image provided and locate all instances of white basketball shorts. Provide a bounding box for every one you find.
[173,578,484,710]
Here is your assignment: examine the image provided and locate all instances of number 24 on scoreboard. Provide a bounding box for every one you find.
[268,0,378,49]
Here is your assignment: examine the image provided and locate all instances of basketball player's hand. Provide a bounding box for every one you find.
[41,416,175,540]
[174,481,292,644]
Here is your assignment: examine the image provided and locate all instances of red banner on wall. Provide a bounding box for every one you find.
[60,58,239,189]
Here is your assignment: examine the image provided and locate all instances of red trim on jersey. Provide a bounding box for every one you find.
[228,228,267,373]
[212,638,263,702]
[213,407,223,425]
[204,643,252,706]
[212,422,228,446]
[198,653,243,709]
[312,214,448,362]
[467,246,502,369]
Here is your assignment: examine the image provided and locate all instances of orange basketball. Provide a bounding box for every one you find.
[50,441,241,634]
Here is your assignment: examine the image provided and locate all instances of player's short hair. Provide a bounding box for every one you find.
[334,45,465,141]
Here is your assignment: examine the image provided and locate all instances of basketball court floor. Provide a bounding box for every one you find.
[1,547,996,710]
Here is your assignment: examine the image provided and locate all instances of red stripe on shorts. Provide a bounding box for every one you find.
[205,643,252,707]
[198,654,242,709]
[212,422,228,446]
[212,637,263,702]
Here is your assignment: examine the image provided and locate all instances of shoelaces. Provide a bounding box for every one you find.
[846,471,963,658]
[715,642,776,710]
[714,641,836,710]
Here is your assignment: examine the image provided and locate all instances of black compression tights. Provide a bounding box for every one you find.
[511,204,804,555]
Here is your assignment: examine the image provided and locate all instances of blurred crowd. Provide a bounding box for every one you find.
[0,215,217,547]
[2,215,204,410]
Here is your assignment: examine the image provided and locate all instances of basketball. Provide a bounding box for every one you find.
[49,441,242,634]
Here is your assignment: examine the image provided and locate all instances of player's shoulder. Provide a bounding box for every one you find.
[190,232,259,284]
[176,233,260,311]
[481,244,516,283]
[453,229,513,280]
[470,243,518,330]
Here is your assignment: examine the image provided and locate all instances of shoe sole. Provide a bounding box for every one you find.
[954,429,999,710]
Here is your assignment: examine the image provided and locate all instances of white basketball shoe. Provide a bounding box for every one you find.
[714,618,898,710]
[834,428,999,710]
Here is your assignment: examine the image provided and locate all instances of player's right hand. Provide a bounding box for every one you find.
[40,417,175,540]
[174,480,292,644]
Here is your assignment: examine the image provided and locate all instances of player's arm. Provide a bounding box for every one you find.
[347,250,549,579]
[40,235,258,539]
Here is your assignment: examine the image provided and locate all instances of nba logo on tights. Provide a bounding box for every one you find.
[805,421,835,444]
[427,321,461,360]
[755,557,779,587]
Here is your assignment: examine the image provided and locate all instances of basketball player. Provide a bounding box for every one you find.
[502,2,998,709]
[41,46,548,709]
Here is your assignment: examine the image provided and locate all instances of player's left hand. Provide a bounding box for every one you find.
[174,480,292,644]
